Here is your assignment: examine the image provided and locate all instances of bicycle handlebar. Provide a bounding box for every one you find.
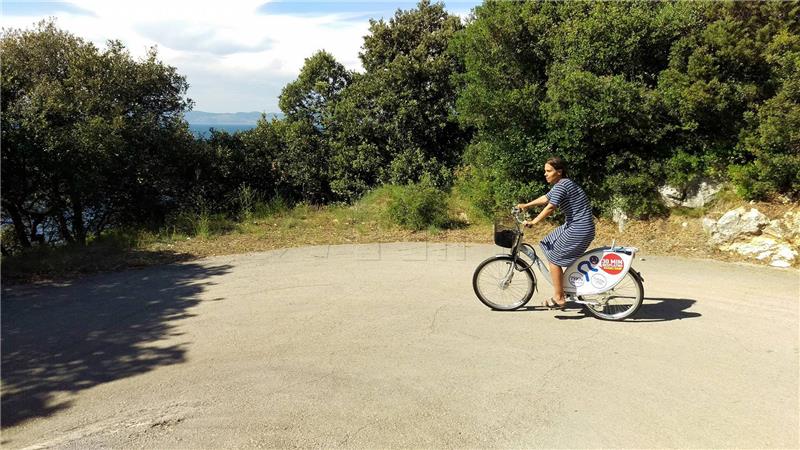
[510,207,526,225]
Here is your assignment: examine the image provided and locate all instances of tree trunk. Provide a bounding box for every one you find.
[70,191,87,245]
[2,200,32,248]
[57,212,75,244]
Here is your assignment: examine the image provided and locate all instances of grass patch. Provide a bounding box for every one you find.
[669,206,707,218]
[171,211,236,239]
[253,196,291,219]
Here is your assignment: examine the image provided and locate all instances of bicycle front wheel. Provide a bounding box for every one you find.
[472,255,535,310]
[580,270,644,320]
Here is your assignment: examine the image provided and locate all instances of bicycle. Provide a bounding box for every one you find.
[472,208,645,321]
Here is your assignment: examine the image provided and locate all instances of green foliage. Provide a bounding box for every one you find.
[1,225,22,256]
[451,163,498,220]
[4,0,799,260]
[328,0,471,201]
[279,50,351,126]
[452,0,800,216]
[275,51,353,204]
[386,183,450,231]
[1,20,193,246]
[170,210,233,239]
[731,29,800,200]
[664,150,704,187]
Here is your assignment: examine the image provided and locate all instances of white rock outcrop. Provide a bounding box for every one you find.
[782,211,800,242]
[705,207,769,245]
[659,179,723,208]
[704,207,798,268]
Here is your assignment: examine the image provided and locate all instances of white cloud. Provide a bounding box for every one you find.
[1,0,477,112]
[1,0,372,112]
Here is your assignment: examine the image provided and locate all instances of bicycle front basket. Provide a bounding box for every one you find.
[493,220,519,248]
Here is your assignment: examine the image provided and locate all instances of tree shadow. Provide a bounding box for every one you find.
[514,297,700,322]
[1,261,232,427]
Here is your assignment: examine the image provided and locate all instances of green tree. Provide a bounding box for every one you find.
[452,1,687,216]
[1,20,192,246]
[657,1,799,190]
[732,29,800,199]
[277,51,352,203]
[279,50,351,128]
[451,0,798,216]
[329,0,470,201]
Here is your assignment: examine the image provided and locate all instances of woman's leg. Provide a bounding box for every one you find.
[549,261,565,305]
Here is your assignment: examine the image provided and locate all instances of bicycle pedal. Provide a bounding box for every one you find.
[572,298,602,309]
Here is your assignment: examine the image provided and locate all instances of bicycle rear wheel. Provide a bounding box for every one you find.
[580,270,644,320]
[472,255,535,310]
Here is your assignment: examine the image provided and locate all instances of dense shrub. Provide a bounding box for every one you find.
[386,183,450,231]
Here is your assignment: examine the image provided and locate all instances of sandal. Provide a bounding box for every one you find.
[544,297,566,310]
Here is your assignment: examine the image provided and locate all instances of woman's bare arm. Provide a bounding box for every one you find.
[516,194,549,210]
[526,203,557,227]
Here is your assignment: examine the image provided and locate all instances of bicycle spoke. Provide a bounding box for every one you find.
[474,258,533,310]
[581,271,642,320]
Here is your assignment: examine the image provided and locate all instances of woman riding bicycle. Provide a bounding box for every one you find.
[516,157,595,309]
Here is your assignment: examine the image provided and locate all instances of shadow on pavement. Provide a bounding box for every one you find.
[1,262,232,427]
[511,297,700,322]
[547,297,700,321]
[627,297,700,322]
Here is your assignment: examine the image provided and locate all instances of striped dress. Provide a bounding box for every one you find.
[540,178,595,267]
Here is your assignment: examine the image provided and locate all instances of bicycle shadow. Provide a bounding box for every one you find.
[1,261,232,429]
[517,297,700,322]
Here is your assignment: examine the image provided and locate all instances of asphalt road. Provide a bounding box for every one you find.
[2,243,799,448]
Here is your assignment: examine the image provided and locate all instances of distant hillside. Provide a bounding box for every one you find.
[184,111,283,125]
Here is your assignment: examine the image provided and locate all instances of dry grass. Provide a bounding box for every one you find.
[3,197,797,285]
[145,199,800,264]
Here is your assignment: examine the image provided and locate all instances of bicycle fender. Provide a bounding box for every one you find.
[563,248,635,296]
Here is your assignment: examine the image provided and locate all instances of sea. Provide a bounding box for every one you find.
[189,123,256,138]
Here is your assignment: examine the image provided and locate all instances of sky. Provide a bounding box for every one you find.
[1,0,481,113]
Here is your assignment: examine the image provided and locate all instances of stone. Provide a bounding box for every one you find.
[782,211,800,240]
[722,237,797,267]
[658,185,683,208]
[659,179,723,208]
[769,243,796,267]
[710,207,769,244]
[704,207,798,267]
[701,217,717,235]
[612,207,628,232]
[763,219,785,239]
[686,180,724,208]
[774,243,797,260]
[722,236,779,257]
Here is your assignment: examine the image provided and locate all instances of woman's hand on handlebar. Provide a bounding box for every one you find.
[523,220,534,228]
[516,203,528,211]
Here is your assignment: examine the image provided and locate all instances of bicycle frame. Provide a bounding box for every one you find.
[501,208,639,298]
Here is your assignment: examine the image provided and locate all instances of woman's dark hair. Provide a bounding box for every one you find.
[545,156,568,177]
